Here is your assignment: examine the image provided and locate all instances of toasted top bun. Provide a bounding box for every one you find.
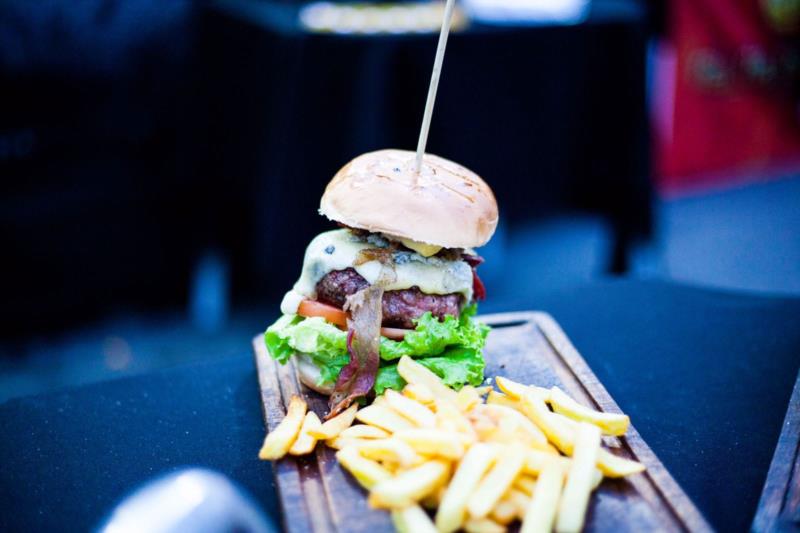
[320,149,498,249]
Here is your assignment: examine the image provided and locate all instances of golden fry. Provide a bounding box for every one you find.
[467,444,527,519]
[308,404,358,440]
[549,387,630,436]
[520,460,564,533]
[259,395,307,460]
[289,411,322,455]
[403,383,436,406]
[384,389,436,428]
[435,443,498,533]
[339,424,391,440]
[369,459,450,509]
[355,437,420,468]
[395,428,465,460]
[397,355,459,404]
[556,423,601,533]
[336,446,392,489]
[495,376,549,402]
[464,517,507,533]
[391,505,438,533]
[356,404,416,433]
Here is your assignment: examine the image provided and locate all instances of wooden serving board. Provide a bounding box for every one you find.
[752,369,800,532]
[253,311,713,533]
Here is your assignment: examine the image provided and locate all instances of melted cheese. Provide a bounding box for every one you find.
[280,229,473,315]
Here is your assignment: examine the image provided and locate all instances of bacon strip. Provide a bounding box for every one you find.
[462,253,486,301]
[327,282,385,417]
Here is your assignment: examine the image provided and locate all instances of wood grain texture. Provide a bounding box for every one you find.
[752,369,800,533]
[253,311,714,533]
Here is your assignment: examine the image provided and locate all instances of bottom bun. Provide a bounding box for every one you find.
[296,353,334,395]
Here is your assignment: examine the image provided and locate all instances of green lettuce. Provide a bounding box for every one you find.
[263,304,489,394]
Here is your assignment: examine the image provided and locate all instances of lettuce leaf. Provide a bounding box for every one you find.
[263,304,489,393]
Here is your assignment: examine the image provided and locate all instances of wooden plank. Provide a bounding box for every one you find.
[752,369,800,533]
[253,311,714,533]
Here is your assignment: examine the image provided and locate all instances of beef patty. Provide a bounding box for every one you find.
[316,268,462,328]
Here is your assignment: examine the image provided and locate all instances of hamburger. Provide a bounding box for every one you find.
[264,149,499,415]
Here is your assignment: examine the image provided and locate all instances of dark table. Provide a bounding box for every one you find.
[2,280,799,532]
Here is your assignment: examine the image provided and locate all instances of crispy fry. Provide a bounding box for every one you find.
[339,424,391,440]
[495,376,549,402]
[476,404,548,444]
[289,411,322,455]
[556,423,601,533]
[435,397,478,441]
[336,446,392,489]
[467,444,527,519]
[523,450,571,476]
[259,395,307,460]
[384,389,436,428]
[549,387,630,436]
[486,390,522,410]
[391,505,438,533]
[519,395,576,455]
[395,428,465,460]
[513,475,537,497]
[456,386,482,412]
[490,498,518,525]
[464,517,507,533]
[356,404,416,433]
[355,437,420,468]
[308,403,358,440]
[369,459,450,509]
[520,460,564,533]
[435,443,497,533]
[506,488,531,518]
[403,383,436,406]
[596,449,645,478]
[325,436,374,450]
[397,355,459,404]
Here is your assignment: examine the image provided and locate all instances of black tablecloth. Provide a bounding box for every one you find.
[2,280,799,532]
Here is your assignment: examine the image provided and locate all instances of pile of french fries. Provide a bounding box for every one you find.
[259,355,645,532]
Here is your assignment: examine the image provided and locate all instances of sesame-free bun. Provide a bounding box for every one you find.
[320,149,498,249]
[296,354,334,395]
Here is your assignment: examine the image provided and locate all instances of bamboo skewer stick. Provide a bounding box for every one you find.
[414,0,457,176]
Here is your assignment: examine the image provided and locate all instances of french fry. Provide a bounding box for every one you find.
[476,404,548,445]
[289,411,322,455]
[308,403,358,440]
[403,383,436,406]
[384,389,436,428]
[395,428,465,460]
[556,422,601,533]
[596,449,645,478]
[464,517,507,533]
[435,443,498,533]
[549,387,630,436]
[506,487,531,518]
[513,475,537,497]
[490,498,518,525]
[259,395,307,460]
[339,424,391,440]
[391,505,438,533]
[456,386,482,412]
[369,459,450,509]
[520,460,564,533]
[474,385,493,397]
[336,446,392,489]
[523,450,571,476]
[436,397,478,441]
[397,355,459,404]
[519,395,576,455]
[467,444,527,519]
[355,437,420,468]
[356,404,416,433]
[495,376,549,402]
[486,390,522,410]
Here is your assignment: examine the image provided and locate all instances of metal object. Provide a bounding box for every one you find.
[98,468,276,533]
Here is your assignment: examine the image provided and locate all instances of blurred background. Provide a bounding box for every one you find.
[1,0,799,402]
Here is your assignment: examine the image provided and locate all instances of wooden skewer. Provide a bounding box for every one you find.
[414,0,457,176]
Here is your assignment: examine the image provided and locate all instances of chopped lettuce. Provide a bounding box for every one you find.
[263,304,489,393]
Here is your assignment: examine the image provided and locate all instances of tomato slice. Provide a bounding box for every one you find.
[297,299,347,328]
[297,299,410,340]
